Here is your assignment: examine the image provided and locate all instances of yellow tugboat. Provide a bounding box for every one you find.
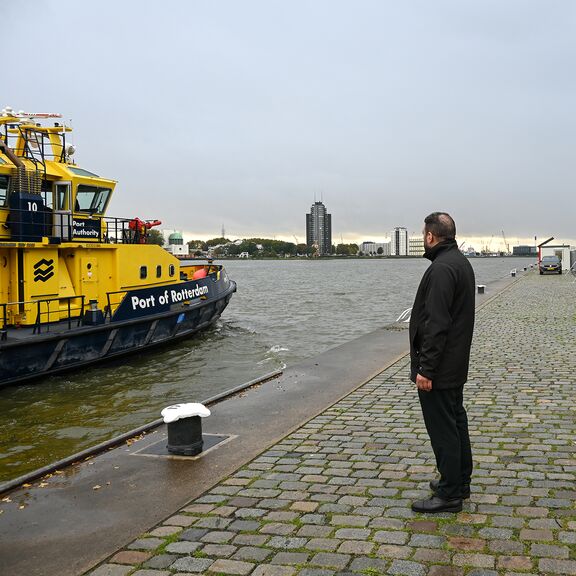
[0,107,236,387]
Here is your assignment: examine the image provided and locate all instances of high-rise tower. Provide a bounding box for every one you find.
[306,201,332,255]
[391,227,408,256]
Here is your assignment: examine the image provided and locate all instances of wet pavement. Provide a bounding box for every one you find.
[78,271,576,576]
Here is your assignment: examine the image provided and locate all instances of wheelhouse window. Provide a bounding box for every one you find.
[68,167,100,178]
[75,185,111,214]
[140,266,147,279]
[156,265,162,278]
[55,183,71,210]
[41,180,53,209]
[0,175,9,206]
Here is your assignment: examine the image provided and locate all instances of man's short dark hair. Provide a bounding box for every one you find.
[424,212,456,241]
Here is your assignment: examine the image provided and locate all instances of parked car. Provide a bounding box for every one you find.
[539,255,562,275]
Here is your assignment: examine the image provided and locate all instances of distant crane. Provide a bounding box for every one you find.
[293,235,299,245]
[501,230,510,254]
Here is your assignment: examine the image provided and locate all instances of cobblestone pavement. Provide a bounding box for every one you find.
[87,273,576,576]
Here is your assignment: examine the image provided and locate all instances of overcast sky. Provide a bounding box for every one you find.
[3,1,575,248]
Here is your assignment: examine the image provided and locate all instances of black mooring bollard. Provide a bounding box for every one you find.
[161,403,211,456]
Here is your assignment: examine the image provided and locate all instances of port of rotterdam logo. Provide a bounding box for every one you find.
[33,258,55,282]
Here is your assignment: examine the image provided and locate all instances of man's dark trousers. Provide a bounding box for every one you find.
[418,386,473,500]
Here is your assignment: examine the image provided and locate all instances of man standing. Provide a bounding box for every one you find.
[409,212,475,513]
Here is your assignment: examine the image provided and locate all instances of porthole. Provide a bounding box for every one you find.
[140,266,147,279]
[156,265,162,278]
[169,264,175,277]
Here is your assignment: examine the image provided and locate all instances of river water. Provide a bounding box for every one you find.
[0,257,533,482]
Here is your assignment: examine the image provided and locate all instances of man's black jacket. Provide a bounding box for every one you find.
[409,239,475,389]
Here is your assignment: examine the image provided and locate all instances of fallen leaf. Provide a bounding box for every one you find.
[1,497,11,503]
[92,485,101,490]
[38,482,49,488]
[22,483,32,488]
[18,505,25,510]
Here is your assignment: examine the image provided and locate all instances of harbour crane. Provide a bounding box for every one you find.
[481,236,494,255]
[501,230,510,254]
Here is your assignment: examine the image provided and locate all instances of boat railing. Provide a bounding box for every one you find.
[0,295,86,333]
[31,295,86,334]
[0,123,68,166]
[1,205,155,245]
[104,290,128,320]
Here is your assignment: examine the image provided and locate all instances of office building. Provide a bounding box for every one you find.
[306,201,332,255]
[513,245,537,256]
[391,227,408,256]
[408,236,425,256]
[361,241,390,256]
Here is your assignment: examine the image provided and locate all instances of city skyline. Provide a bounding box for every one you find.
[177,225,565,255]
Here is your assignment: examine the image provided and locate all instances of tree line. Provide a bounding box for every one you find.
[185,237,360,257]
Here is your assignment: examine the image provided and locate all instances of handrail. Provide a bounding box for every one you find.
[32,294,85,334]
[0,295,86,333]
[0,207,159,245]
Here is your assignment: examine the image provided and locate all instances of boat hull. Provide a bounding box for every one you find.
[0,280,236,388]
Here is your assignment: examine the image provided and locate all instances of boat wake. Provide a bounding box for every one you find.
[267,344,290,353]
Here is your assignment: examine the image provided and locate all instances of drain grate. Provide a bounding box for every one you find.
[131,433,235,460]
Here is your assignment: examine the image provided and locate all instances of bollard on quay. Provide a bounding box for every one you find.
[477,285,486,294]
[161,403,211,456]
[511,269,516,277]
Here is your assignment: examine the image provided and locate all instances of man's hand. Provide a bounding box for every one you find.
[416,373,432,392]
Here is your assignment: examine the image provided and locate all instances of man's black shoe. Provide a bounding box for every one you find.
[430,479,471,500]
[411,495,462,514]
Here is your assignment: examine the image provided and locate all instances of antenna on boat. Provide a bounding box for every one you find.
[1,107,62,119]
